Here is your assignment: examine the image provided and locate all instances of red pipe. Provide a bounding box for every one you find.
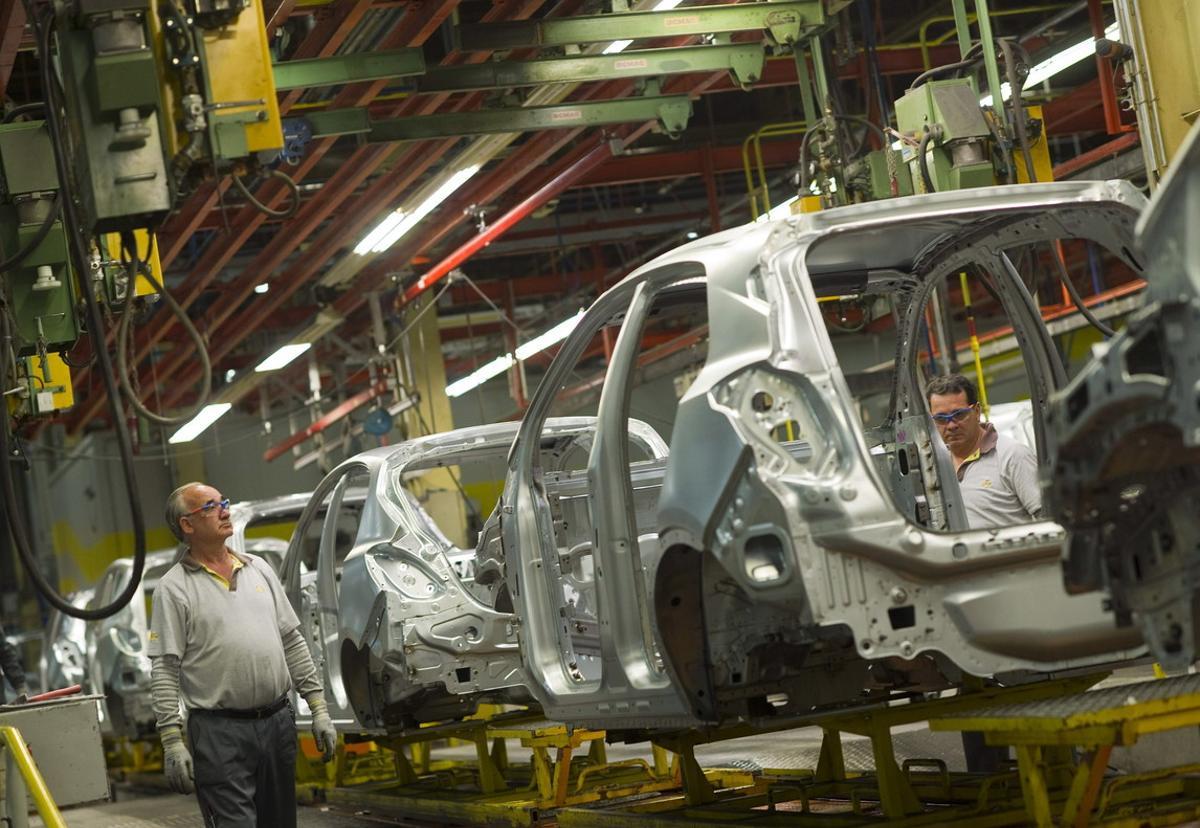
[263,381,387,462]
[1088,0,1130,135]
[23,684,82,703]
[402,138,616,305]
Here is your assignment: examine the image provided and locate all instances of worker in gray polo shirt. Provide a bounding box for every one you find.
[927,373,1041,775]
[927,373,1042,529]
[148,481,337,828]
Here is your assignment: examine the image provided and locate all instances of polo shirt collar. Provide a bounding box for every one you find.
[957,422,998,480]
[180,548,251,572]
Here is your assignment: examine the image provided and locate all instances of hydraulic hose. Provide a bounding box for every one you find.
[998,38,1038,183]
[1051,242,1115,337]
[2,2,147,620]
[918,128,937,193]
[0,193,60,272]
[231,169,301,219]
[114,234,213,425]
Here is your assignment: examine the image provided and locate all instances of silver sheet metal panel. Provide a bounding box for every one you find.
[0,694,109,807]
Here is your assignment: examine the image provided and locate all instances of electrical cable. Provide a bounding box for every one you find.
[918,128,937,193]
[1050,243,1115,337]
[0,192,60,272]
[998,37,1038,183]
[1,102,45,123]
[2,2,147,620]
[231,169,301,219]
[114,232,213,425]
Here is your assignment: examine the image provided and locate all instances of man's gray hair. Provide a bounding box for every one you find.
[165,482,203,543]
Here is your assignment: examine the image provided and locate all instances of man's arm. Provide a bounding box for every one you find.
[1006,443,1044,521]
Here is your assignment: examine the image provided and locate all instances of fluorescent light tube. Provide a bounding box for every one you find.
[981,22,1119,106]
[255,342,312,373]
[354,210,405,256]
[446,354,515,398]
[371,165,483,254]
[515,310,584,360]
[169,403,232,444]
[254,283,269,294]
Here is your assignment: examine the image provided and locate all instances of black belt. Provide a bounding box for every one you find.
[191,694,289,720]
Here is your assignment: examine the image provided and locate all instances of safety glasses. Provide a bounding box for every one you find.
[930,405,977,425]
[185,498,230,516]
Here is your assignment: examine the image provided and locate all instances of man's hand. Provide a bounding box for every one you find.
[160,726,195,794]
[12,684,28,704]
[307,694,337,762]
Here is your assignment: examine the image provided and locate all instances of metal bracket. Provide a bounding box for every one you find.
[456,0,825,51]
[299,94,694,142]
[272,48,426,92]
[419,43,765,93]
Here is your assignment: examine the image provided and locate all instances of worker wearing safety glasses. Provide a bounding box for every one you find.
[147,482,337,828]
[927,373,1043,530]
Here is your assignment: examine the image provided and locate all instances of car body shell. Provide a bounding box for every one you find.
[291,181,1152,739]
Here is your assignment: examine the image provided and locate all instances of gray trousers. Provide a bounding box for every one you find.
[188,702,297,828]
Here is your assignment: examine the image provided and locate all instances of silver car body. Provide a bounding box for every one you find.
[290,181,1155,739]
[1046,122,1200,670]
[502,180,1150,733]
[280,417,668,732]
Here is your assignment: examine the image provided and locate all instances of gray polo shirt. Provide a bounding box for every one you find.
[148,550,300,712]
[956,422,1043,529]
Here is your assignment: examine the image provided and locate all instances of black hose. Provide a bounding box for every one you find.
[1050,243,1115,337]
[918,128,937,193]
[908,43,984,91]
[0,193,60,272]
[115,237,213,425]
[3,3,147,620]
[998,38,1038,183]
[2,102,45,123]
[231,169,301,219]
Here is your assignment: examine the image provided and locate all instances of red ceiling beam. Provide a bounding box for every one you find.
[0,0,26,100]
[1052,131,1140,179]
[577,140,797,187]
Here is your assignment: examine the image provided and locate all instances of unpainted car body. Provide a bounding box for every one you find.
[281,417,667,731]
[291,180,1156,739]
[1046,122,1200,671]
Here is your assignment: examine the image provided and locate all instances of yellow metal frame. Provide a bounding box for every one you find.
[0,725,67,828]
[933,674,1200,827]
[299,711,749,827]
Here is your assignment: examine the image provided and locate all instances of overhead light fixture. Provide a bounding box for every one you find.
[980,22,1120,106]
[224,369,237,383]
[602,0,684,54]
[255,342,312,372]
[446,310,586,398]
[446,354,515,398]
[686,230,699,239]
[254,283,269,294]
[360,165,483,257]
[603,39,634,54]
[169,403,232,444]
[514,310,584,360]
[354,210,406,256]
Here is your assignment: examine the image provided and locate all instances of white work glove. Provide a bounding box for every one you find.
[306,693,337,762]
[160,726,195,794]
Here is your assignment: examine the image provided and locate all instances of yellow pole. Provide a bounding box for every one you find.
[0,726,67,828]
[959,272,989,416]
